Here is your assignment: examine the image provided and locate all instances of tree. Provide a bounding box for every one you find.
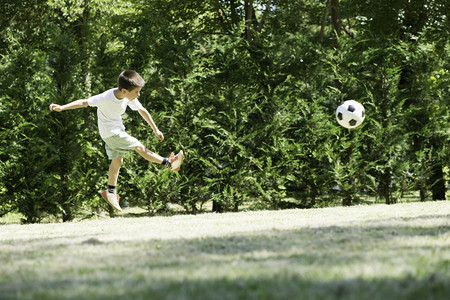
[1,0,448,222]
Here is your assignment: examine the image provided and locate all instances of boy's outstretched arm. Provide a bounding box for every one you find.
[138,108,164,142]
[49,99,88,112]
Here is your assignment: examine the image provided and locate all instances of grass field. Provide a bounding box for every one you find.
[0,202,449,300]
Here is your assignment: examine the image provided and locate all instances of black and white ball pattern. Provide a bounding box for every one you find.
[336,100,365,129]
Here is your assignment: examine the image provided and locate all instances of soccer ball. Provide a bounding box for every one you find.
[335,100,365,129]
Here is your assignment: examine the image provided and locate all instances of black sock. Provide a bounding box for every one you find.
[108,185,116,194]
[162,158,171,167]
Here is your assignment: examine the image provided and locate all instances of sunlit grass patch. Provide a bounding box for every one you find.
[0,202,449,299]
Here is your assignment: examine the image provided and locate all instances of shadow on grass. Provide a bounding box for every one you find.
[1,272,448,300]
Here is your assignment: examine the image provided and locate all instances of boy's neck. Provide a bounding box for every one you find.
[113,88,125,100]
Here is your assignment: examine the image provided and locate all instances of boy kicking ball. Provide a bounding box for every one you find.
[49,70,184,212]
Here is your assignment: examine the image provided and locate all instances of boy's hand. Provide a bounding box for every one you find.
[155,130,164,142]
[49,104,62,112]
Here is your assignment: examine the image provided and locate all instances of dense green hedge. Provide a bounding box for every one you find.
[0,0,448,222]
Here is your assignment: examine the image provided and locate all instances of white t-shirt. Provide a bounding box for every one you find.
[87,88,144,138]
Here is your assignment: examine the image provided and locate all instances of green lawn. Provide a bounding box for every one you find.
[0,202,449,300]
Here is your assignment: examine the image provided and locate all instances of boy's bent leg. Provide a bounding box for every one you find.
[134,145,164,164]
[102,156,123,212]
[135,145,184,172]
[108,156,123,186]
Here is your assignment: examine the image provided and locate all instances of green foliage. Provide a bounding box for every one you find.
[0,0,448,222]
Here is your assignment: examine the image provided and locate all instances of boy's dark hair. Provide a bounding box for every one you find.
[118,70,145,91]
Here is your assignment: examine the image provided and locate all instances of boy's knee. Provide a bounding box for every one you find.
[112,156,123,166]
[134,145,146,154]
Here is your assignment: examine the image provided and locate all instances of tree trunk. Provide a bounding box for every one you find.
[330,0,341,37]
[379,168,396,204]
[342,196,352,206]
[429,163,446,200]
[420,188,426,202]
[319,4,329,44]
[212,200,224,213]
[62,203,73,222]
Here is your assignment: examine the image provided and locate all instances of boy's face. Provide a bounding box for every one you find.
[123,87,142,100]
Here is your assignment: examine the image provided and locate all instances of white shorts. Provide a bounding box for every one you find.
[102,131,142,160]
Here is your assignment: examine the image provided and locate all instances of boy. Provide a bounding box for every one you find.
[49,70,184,212]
